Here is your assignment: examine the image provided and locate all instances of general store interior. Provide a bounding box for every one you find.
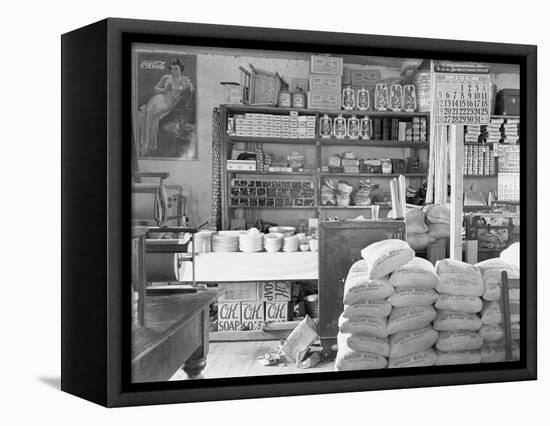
[131,44,521,382]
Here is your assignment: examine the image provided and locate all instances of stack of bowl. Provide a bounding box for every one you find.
[264,232,283,252]
[282,235,299,252]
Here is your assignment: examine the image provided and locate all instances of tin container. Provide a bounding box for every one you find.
[292,91,307,108]
[278,90,292,107]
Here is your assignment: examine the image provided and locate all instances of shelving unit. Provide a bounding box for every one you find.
[216,104,430,229]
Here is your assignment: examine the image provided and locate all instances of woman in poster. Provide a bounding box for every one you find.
[137,58,194,155]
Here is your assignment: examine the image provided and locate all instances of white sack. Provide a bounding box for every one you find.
[361,239,415,279]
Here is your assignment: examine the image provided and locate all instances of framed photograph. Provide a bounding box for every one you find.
[61,18,536,407]
[133,48,197,160]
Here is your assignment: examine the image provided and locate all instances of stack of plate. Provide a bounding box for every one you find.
[238,231,264,252]
[264,232,283,252]
[282,235,299,252]
[212,234,239,252]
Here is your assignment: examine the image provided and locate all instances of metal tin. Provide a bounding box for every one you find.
[278,90,292,107]
[292,91,306,108]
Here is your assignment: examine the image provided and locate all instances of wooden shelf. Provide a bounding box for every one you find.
[318,205,392,209]
[320,139,429,148]
[228,136,316,145]
[227,170,315,176]
[223,104,430,118]
[320,172,426,178]
[464,174,497,178]
[491,115,520,120]
[228,205,318,209]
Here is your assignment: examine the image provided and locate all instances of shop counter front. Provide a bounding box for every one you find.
[178,251,318,282]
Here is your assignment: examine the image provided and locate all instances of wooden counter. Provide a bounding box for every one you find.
[132,288,222,382]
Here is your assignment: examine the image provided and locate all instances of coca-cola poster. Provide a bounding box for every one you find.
[133,49,197,160]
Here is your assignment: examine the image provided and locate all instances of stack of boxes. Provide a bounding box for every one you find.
[465,125,481,143]
[481,118,504,144]
[501,118,520,145]
[233,112,316,139]
[217,282,292,332]
[307,55,343,110]
[464,145,495,176]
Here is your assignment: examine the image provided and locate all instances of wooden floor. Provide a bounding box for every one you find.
[170,340,335,380]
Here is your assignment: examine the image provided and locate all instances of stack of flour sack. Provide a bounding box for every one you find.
[433,259,485,365]
[336,239,440,371]
[477,258,520,362]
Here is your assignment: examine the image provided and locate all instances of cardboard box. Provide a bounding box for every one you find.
[265,301,290,322]
[260,281,292,301]
[309,74,342,92]
[227,160,256,171]
[310,55,343,76]
[217,301,241,332]
[240,301,265,330]
[218,282,259,301]
[349,68,381,89]
[307,91,342,110]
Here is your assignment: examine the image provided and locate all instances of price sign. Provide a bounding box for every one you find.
[434,65,490,125]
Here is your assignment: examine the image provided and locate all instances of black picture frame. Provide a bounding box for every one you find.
[61,17,537,407]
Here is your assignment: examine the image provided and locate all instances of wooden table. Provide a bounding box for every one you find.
[132,288,223,383]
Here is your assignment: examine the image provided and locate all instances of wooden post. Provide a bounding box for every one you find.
[449,125,464,260]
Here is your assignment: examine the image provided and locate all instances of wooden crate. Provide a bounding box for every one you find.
[240,301,265,330]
